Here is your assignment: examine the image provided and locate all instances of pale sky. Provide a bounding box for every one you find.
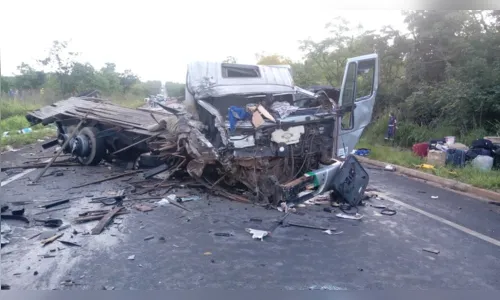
[0,0,406,83]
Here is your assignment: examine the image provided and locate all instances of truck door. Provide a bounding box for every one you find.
[336,53,379,157]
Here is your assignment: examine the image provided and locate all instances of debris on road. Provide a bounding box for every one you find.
[70,170,142,189]
[11,207,25,216]
[75,209,128,223]
[41,233,64,246]
[1,214,30,223]
[214,232,232,237]
[284,221,335,232]
[245,228,270,241]
[422,248,440,255]
[91,206,125,235]
[431,196,439,199]
[177,196,201,203]
[34,218,63,228]
[380,208,397,216]
[33,206,71,216]
[59,240,81,247]
[336,213,364,220]
[1,235,10,247]
[28,232,42,240]
[134,204,153,212]
[156,199,170,206]
[39,198,71,209]
[57,224,71,231]
[127,255,135,260]
[144,235,154,241]
[162,198,191,212]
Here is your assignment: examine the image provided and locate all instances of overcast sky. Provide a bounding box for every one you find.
[1,0,406,83]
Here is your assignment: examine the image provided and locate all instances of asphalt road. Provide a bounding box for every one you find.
[1,143,500,290]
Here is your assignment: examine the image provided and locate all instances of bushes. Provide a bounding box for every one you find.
[0,100,40,119]
[362,117,495,149]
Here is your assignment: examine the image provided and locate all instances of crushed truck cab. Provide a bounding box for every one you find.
[184,54,379,204]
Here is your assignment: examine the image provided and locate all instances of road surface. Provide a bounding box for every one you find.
[1,142,500,290]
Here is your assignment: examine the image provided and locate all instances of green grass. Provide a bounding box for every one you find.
[1,127,57,151]
[357,139,500,191]
[0,115,44,132]
[0,99,41,119]
[108,94,145,109]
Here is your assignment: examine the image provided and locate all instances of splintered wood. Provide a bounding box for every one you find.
[91,206,124,235]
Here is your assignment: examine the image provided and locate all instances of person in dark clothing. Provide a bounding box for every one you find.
[385,112,397,140]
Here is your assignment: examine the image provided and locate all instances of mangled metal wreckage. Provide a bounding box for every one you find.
[26,54,379,206]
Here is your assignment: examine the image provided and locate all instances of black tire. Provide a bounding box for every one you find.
[77,127,106,166]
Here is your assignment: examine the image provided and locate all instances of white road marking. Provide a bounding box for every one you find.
[1,159,51,187]
[378,192,500,248]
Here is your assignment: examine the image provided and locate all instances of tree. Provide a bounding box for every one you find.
[14,63,46,90]
[38,40,79,96]
[165,81,185,98]
[222,56,237,64]
[119,70,140,94]
[256,53,292,65]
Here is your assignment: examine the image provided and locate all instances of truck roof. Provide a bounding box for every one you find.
[186,61,295,99]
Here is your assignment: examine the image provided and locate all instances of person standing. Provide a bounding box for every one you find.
[385,112,397,140]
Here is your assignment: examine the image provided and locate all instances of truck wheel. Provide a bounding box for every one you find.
[77,127,106,166]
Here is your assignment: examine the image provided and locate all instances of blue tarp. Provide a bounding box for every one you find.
[228,106,251,131]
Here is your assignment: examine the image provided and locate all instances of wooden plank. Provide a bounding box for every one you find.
[41,233,64,246]
[91,206,124,235]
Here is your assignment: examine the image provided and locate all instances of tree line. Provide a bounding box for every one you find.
[1,40,185,101]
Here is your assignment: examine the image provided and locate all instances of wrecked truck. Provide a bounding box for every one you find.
[25,53,379,206]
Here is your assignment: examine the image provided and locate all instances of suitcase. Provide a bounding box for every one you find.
[412,142,429,158]
[445,149,466,168]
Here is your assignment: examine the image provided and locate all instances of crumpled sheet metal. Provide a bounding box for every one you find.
[197,100,229,146]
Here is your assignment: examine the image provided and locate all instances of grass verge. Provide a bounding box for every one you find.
[357,140,500,192]
[1,127,57,151]
[1,100,40,119]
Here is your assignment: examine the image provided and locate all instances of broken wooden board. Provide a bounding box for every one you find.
[41,233,64,246]
[90,206,124,235]
[26,97,178,138]
[74,210,128,223]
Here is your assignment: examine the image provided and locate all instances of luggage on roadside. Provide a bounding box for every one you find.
[427,150,446,167]
[412,142,429,158]
[471,155,494,171]
[429,138,446,151]
[445,149,466,168]
[471,138,494,150]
